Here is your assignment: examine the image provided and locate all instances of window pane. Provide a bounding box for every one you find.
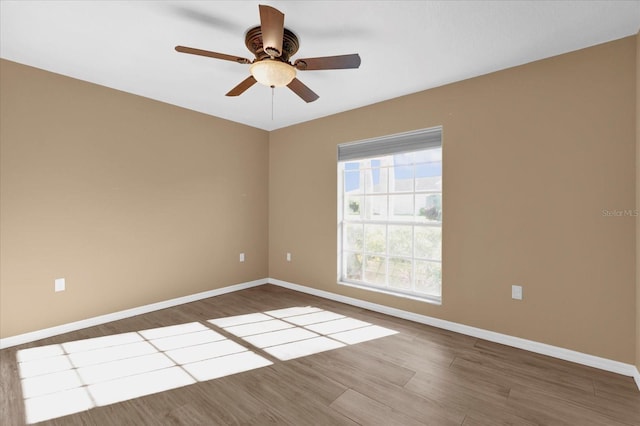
[415,163,442,191]
[388,225,412,257]
[344,169,363,194]
[389,165,413,193]
[344,252,363,281]
[394,151,415,166]
[389,194,413,221]
[415,148,442,191]
[345,224,364,251]
[415,261,441,297]
[416,193,442,222]
[415,226,441,260]
[388,258,412,291]
[367,166,388,194]
[414,147,441,164]
[345,195,362,218]
[364,255,386,285]
[363,195,387,220]
[364,224,386,254]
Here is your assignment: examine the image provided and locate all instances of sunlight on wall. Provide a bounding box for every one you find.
[17,307,397,423]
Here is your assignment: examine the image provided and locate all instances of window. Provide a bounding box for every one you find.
[337,127,442,303]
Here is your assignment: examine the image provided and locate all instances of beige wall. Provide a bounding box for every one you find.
[636,32,640,373]
[1,36,637,366]
[269,36,637,363]
[0,60,269,338]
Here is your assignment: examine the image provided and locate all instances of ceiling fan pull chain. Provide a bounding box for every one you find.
[271,86,275,121]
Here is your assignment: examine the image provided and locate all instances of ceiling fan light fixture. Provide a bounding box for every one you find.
[250,59,296,87]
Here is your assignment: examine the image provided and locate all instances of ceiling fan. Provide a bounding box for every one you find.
[175,4,361,103]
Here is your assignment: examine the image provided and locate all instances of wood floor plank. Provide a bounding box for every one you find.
[453,350,594,394]
[405,368,510,409]
[451,355,640,425]
[346,332,458,371]
[507,386,634,426]
[330,388,426,426]
[297,341,418,388]
[1,284,638,426]
[461,411,535,426]
[294,353,465,425]
[0,348,26,424]
[473,339,629,386]
[135,381,266,425]
[593,376,640,402]
[213,363,357,425]
[264,361,347,406]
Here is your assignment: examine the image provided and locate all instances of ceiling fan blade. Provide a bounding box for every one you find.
[287,78,319,103]
[294,54,361,70]
[226,76,257,96]
[175,46,251,64]
[259,5,284,57]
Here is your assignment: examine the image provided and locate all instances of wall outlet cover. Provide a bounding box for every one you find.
[512,285,523,300]
[55,278,65,292]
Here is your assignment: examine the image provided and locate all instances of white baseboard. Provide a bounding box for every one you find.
[0,278,268,350]
[268,278,640,388]
[2,276,638,392]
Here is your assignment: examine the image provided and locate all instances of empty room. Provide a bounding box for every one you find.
[1,1,639,425]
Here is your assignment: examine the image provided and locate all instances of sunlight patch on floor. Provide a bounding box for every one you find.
[182,350,273,381]
[88,366,194,406]
[16,322,270,424]
[210,307,398,361]
[18,306,397,424]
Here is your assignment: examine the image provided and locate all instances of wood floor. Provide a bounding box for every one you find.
[1,284,638,425]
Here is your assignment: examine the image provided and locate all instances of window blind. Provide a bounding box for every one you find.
[337,126,442,162]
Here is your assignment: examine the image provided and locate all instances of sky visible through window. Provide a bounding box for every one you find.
[344,149,442,192]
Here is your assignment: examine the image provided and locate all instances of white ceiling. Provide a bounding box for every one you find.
[1,1,639,131]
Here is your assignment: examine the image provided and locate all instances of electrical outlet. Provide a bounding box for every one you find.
[239,253,245,262]
[286,252,291,262]
[511,285,523,300]
[55,278,65,292]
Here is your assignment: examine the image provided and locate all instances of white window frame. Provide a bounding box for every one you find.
[337,126,443,304]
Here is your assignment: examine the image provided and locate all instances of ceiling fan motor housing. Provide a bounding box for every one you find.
[245,26,300,63]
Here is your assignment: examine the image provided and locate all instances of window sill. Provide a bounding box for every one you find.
[337,280,442,306]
